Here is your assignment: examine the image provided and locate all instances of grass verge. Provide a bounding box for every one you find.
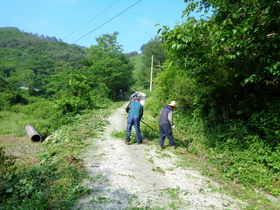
[0,100,124,210]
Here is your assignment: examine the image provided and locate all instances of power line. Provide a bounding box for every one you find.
[71,0,141,45]
[63,0,119,40]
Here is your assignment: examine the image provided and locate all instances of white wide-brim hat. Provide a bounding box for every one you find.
[167,101,177,108]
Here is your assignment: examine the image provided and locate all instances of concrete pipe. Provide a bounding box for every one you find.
[25,124,42,142]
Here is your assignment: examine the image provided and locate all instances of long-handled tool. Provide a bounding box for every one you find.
[173,127,191,148]
[173,127,184,141]
[141,120,156,131]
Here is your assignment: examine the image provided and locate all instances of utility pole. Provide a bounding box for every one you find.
[150,55,153,92]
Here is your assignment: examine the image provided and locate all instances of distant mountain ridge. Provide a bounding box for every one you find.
[0,27,87,87]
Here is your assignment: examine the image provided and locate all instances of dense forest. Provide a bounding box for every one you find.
[1,0,280,209]
[0,27,134,111]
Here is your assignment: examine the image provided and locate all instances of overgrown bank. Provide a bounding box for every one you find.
[145,0,280,198]
[0,100,121,209]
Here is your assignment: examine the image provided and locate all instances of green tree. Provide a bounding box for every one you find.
[81,32,134,100]
[139,36,166,89]
[55,73,93,115]
[0,76,27,109]
[44,61,76,96]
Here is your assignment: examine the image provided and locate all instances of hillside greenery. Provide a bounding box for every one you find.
[0,26,135,209]
[0,27,134,113]
[1,0,280,209]
[145,0,280,197]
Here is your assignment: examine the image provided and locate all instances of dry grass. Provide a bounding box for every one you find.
[0,134,42,167]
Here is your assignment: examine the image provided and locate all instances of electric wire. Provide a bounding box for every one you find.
[63,0,119,40]
[71,0,141,45]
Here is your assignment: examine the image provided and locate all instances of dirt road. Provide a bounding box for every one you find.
[73,96,245,210]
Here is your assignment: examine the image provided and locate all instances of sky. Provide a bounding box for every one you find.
[0,0,204,53]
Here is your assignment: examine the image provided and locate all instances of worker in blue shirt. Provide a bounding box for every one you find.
[125,97,143,145]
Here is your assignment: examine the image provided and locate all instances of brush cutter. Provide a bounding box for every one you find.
[141,120,156,131]
[173,127,184,140]
[173,127,191,148]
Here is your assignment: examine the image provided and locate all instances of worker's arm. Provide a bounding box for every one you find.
[126,101,132,113]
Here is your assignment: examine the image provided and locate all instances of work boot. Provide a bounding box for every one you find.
[158,145,164,149]
[125,137,131,145]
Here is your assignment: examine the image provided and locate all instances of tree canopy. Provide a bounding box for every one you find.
[80,32,134,100]
[136,36,167,89]
[159,0,280,147]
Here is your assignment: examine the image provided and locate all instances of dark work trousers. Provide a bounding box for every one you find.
[159,124,175,147]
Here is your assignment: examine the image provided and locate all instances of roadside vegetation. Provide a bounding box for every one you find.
[1,0,280,209]
[0,98,123,209]
[149,0,280,200]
